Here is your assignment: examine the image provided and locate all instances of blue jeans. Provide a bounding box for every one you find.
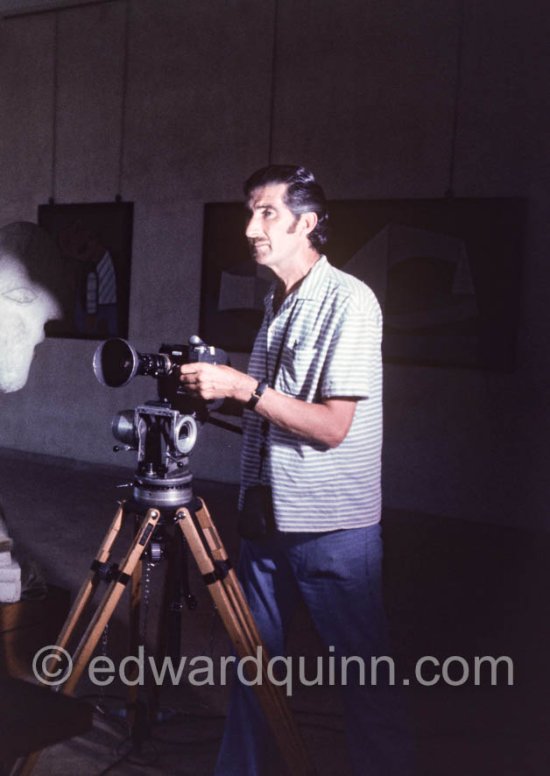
[215,525,413,776]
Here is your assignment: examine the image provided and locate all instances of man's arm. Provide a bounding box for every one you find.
[179,362,356,448]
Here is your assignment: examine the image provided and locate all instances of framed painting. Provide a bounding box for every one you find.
[38,201,133,340]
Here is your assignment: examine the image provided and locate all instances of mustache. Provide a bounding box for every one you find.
[248,239,270,252]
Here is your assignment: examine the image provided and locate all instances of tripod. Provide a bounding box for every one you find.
[12,477,315,776]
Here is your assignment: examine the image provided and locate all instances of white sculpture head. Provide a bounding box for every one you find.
[0,222,63,393]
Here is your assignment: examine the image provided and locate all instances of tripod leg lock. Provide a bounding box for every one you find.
[202,558,232,586]
[91,559,131,586]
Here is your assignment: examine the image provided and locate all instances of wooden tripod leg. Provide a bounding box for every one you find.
[61,507,161,697]
[175,506,315,776]
[11,506,158,776]
[193,499,270,648]
[192,501,297,723]
[52,504,125,657]
[191,499,313,774]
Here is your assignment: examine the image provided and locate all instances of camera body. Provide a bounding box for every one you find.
[157,338,227,413]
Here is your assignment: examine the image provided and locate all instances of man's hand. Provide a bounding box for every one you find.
[179,362,256,403]
[180,363,357,448]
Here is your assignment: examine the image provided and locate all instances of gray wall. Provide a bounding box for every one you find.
[0,0,547,530]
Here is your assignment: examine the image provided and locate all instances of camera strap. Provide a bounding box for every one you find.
[258,296,298,480]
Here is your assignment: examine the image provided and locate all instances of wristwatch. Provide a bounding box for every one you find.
[246,380,269,411]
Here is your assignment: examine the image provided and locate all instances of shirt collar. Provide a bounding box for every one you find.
[265,255,328,315]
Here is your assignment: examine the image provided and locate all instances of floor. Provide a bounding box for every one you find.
[0,447,549,775]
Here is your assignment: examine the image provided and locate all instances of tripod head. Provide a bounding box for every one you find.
[93,336,229,510]
[112,401,197,508]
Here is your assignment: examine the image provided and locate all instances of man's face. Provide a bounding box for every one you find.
[245,183,302,272]
[0,254,61,393]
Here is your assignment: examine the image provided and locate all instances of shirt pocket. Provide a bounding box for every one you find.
[278,345,320,396]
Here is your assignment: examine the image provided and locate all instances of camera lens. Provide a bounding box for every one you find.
[93,338,138,387]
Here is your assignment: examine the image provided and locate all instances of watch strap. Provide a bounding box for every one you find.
[246,380,269,410]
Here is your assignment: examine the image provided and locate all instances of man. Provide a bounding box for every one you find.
[180,166,410,775]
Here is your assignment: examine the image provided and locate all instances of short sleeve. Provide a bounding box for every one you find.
[319,288,382,399]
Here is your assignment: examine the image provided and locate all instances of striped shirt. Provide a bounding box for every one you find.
[240,255,383,532]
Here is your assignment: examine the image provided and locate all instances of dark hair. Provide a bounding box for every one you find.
[244,165,329,251]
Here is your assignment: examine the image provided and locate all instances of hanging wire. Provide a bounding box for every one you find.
[2,1,119,21]
[446,0,466,198]
[0,0,123,20]
[116,0,130,201]
[49,11,59,204]
[267,0,279,165]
